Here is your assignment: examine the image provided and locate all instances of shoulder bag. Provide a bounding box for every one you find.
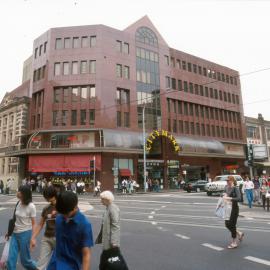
[7,201,19,237]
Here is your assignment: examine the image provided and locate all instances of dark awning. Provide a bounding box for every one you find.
[28,154,101,172]
[119,169,131,177]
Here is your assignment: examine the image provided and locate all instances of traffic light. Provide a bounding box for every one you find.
[245,144,254,166]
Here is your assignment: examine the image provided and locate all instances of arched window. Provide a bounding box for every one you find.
[136,27,158,47]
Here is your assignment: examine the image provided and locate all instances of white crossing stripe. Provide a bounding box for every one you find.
[151,221,157,225]
[202,243,224,251]
[245,256,270,266]
[0,207,6,211]
[78,203,93,212]
[148,215,153,219]
[175,234,190,240]
[151,211,155,214]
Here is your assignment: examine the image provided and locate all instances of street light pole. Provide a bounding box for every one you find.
[142,105,147,192]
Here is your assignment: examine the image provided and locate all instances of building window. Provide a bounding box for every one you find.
[168,119,171,132]
[37,114,41,128]
[178,80,182,91]
[81,36,89,48]
[63,62,69,75]
[90,60,96,74]
[64,38,71,49]
[266,129,270,140]
[63,87,69,103]
[188,62,192,72]
[176,59,181,69]
[200,85,204,96]
[170,57,175,67]
[124,66,130,79]
[173,119,177,133]
[178,101,182,114]
[204,87,209,97]
[89,85,96,98]
[80,110,86,125]
[117,111,121,127]
[89,109,95,125]
[201,124,205,136]
[183,81,188,92]
[39,45,43,56]
[53,111,59,126]
[53,88,61,103]
[116,64,122,77]
[182,61,186,70]
[90,36,96,47]
[193,64,197,73]
[54,63,61,76]
[123,42,129,54]
[166,76,171,88]
[189,104,194,116]
[81,87,87,101]
[71,110,77,125]
[80,61,88,74]
[116,40,122,52]
[184,121,189,134]
[124,112,130,127]
[72,61,79,75]
[73,37,80,48]
[247,126,259,139]
[179,120,183,133]
[196,123,200,135]
[210,88,214,98]
[171,78,176,90]
[72,87,79,102]
[198,66,202,75]
[35,48,38,58]
[55,38,62,49]
[62,110,68,126]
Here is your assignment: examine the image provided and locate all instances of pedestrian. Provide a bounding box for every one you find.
[252,175,261,203]
[6,185,37,269]
[121,179,127,194]
[0,180,4,194]
[243,176,254,208]
[30,186,58,269]
[96,191,128,270]
[223,176,244,249]
[47,191,93,270]
[261,179,270,211]
[94,180,101,196]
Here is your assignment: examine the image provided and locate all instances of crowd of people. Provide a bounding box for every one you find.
[241,174,270,210]
[4,185,127,270]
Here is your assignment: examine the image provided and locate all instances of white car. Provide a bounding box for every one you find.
[205,175,244,196]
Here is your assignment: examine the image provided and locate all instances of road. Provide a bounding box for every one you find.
[0,191,269,269]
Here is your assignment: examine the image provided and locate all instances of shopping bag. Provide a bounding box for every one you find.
[0,240,10,269]
[215,197,225,219]
[101,247,128,270]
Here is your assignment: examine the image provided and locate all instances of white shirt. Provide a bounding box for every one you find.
[243,180,254,190]
[14,202,36,233]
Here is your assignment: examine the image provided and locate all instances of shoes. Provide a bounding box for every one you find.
[227,242,238,249]
[238,232,244,242]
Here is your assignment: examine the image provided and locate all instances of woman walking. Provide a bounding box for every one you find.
[243,176,254,208]
[6,185,37,269]
[96,190,128,270]
[223,176,244,249]
[261,179,270,211]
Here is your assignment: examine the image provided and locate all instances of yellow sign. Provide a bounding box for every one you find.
[146,129,181,153]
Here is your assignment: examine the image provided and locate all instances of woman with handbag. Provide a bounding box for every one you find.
[223,176,244,249]
[6,185,37,269]
[96,190,128,270]
[261,179,270,211]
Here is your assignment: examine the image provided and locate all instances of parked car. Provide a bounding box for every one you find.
[184,180,208,193]
[205,175,244,196]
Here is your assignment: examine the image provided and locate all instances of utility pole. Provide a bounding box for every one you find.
[142,105,147,192]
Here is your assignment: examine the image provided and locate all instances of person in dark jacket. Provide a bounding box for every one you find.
[223,176,244,249]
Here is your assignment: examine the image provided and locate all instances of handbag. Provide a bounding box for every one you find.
[101,247,128,270]
[7,201,19,237]
[266,191,270,198]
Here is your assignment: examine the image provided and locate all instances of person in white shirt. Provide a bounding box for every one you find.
[243,176,254,208]
[6,185,37,269]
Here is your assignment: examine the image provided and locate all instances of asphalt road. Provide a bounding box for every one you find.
[0,192,269,270]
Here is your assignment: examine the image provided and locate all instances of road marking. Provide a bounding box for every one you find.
[78,203,93,212]
[245,256,270,266]
[161,206,166,208]
[151,221,157,225]
[148,216,153,219]
[245,217,254,220]
[157,227,167,231]
[202,243,224,251]
[151,211,155,214]
[0,207,6,211]
[175,234,190,239]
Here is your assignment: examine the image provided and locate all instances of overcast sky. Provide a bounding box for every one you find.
[1,0,270,119]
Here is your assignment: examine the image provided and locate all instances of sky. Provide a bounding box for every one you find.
[1,0,270,119]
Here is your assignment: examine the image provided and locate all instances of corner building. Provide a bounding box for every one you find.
[10,16,246,190]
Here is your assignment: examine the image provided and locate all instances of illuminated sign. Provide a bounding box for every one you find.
[146,129,181,152]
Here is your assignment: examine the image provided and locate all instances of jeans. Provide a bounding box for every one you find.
[37,236,56,270]
[7,230,37,270]
[245,189,253,208]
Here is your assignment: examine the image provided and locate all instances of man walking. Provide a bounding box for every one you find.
[47,191,94,270]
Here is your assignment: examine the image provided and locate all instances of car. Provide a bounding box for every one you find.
[184,179,208,193]
[205,175,244,196]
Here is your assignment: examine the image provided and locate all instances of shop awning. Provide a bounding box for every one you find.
[28,154,101,172]
[119,169,131,177]
[254,162,270,167]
